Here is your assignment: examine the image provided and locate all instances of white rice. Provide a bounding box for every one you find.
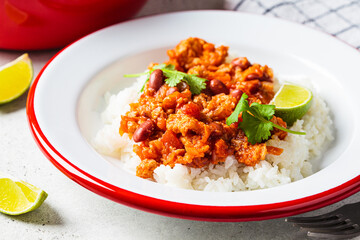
[92,75,334,192]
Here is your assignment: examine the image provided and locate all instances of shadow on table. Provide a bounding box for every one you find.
[109,192,360,240]
[0,89,28,114]
[9,202,63,226]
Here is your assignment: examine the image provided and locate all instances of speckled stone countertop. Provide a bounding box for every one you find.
[1,0,360,239]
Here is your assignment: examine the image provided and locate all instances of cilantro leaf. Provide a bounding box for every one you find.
[124,64,207,95]
[249,102,275,121]
[124,70,150,93]
[153,63,175,71]
[226,93,305,144]
[239,111,274,144]
[123,72,148,78]
[185,75,208,95]
[140,78,149,93]
[163,70,185,87]
[226,93,249,126]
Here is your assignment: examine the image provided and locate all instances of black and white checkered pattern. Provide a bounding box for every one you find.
[225,0,360,50]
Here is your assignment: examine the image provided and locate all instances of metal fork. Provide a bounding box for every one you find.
[286,202,360,239]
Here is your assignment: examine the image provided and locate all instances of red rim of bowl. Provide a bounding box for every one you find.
[26,12,360,222]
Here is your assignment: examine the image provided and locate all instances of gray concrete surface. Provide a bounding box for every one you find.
[1,0,360,239]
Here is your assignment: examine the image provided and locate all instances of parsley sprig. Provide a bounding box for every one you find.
[124,64,207,94]
[226,94,305,144]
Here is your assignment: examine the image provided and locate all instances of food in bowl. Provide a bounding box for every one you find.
[93,38,334,192]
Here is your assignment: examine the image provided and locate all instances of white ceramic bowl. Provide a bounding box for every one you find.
[27,11,360,221]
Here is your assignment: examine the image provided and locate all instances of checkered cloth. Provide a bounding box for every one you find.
[225,0,360,50]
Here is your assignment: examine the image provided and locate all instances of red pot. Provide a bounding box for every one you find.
[0,0,147,50]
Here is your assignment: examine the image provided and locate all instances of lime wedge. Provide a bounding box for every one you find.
[0,172,47,215]
[0,53,33,104]
[271,83,313,126]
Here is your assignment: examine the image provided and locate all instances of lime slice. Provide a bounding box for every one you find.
[271,83,313,126]
[0,172,47,215]
[0,53,33,104]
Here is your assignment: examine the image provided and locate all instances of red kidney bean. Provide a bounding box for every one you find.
[260,72,271,82]
[246,73,260,81]
[176,81,189,92]
[230,89,243,99]
[149,69,164,91]
[211,151,218,163]
[247,80,261,94]
[231,57,250,70]
[166,87,178,96]
[200,80,213,95]
[133,120,155,142]
[209,79,229,95]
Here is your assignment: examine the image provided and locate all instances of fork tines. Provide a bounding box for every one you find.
[286,214,360,239]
